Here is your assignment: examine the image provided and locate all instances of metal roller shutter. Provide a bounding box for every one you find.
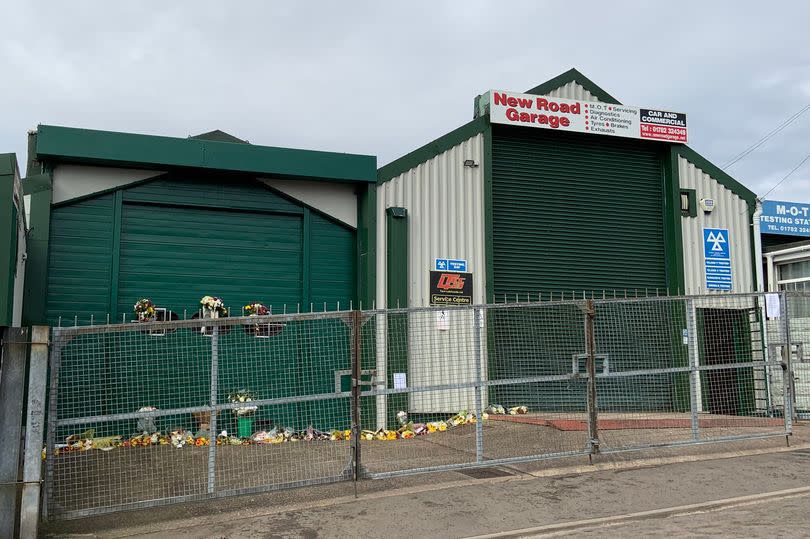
[489,126,675,412]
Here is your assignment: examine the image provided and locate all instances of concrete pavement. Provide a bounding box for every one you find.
[43,428,810,538]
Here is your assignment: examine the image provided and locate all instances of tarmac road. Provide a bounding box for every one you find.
[47,443,810,538]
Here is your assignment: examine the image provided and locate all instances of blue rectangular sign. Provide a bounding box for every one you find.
[760,200,810,237]
[703,228,732,291]
[448,259,467,272]
[435,258,467,272]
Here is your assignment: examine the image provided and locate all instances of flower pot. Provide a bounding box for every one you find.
[237,417,254,438]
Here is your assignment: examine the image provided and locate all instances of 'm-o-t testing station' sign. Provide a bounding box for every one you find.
[760,200,810,238]
[487,90,687,143]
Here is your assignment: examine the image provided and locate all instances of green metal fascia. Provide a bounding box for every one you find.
[676,145,757,207]
[0,153,17,176]
[302,208,312,311]
[34,124,377,183]
[664,145,686,295]
[378,116,489,183]
[357,183,377,309]
[525,68,622,105]
[22,168,53,326]
[0,161,18,325]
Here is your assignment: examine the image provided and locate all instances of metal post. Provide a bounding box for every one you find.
[207,326,219,495]
[20,326,50,539]
[473,307,484,463]
[0,327,29,537]
[350,310,362,483]
[583,299,599,455]
[43,331,63,520]
[781,292,794,435]
[686,299,700,440]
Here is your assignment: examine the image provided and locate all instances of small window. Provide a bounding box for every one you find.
[680,189,697,217]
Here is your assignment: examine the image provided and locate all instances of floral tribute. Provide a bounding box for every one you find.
[229,390,258,417]
[43,404,529,457]
[200,295,227,317]
[244,302,269,316]
[133,299,156,322]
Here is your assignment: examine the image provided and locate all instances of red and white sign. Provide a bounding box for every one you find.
[487,90,687,143]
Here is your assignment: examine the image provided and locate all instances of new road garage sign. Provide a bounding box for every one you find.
[704,228,732,291]
[487,90,687,143]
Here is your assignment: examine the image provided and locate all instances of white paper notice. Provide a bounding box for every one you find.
[393,372,407,389]
[436,310,449,331]
[765,293,781,319]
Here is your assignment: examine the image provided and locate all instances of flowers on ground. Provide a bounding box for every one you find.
[46,405,531,456]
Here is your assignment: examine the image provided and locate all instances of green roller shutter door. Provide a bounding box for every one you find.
[491,125,667,297]
[489,126,674,412]
[47,176,359,433]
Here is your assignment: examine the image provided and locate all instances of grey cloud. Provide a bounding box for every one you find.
[1,0,809,201]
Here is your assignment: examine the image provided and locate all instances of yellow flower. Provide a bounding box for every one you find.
[343,429,352,440]
[385,431,397,440]
[438,422,447,431]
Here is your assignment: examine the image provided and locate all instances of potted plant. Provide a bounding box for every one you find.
[243,302,283,337]
[229,390,258,437]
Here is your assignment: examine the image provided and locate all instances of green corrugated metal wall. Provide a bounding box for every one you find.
[489,126,678,412]
[47,175,357,433]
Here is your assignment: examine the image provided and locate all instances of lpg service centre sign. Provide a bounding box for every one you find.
[760,200,810,237]
[487,90,687,143]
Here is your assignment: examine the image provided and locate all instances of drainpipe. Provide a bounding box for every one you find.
[753,199,764,292]
[752,199,774,413]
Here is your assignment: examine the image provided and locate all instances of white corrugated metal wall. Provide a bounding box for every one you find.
[679,156,754,294]
[376,133,486,416]
[546,81,599,102]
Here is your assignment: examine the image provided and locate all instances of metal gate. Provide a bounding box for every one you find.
[42,292,796,518]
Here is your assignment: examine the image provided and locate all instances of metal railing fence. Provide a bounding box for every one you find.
[42,292,799,518]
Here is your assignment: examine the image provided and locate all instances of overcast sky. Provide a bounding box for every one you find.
[2,1,809,202]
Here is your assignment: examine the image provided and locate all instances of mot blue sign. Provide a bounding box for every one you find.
[703,228,732,291]
[760,200,810,237]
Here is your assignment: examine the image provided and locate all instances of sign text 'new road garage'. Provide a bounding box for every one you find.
[488,90,688,143]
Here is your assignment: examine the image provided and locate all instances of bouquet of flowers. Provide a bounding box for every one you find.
[229,389,258,417]
[200,296,227,317]
[134,298,156,322]
[244,302,269,316]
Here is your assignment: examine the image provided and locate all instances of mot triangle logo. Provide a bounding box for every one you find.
[706,231,726,252]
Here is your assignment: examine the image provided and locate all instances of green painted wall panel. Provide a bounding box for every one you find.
[309,212,356,311]
[46,194,114,326]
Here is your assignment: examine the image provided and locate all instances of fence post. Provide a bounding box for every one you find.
[473,307,484,463]
[43,330,63,520]
[207,327,219,495]
[584,299,599,455]
[781,292,794,435]
[686,299,700,440]
[351,310,362,482]
[0,327,28,537]
[20,326,49,539]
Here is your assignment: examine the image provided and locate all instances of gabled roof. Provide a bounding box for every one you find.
[190,129,248,144]
[33,124,376,183]
[525,67,622,105]
[379,68,759,206]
